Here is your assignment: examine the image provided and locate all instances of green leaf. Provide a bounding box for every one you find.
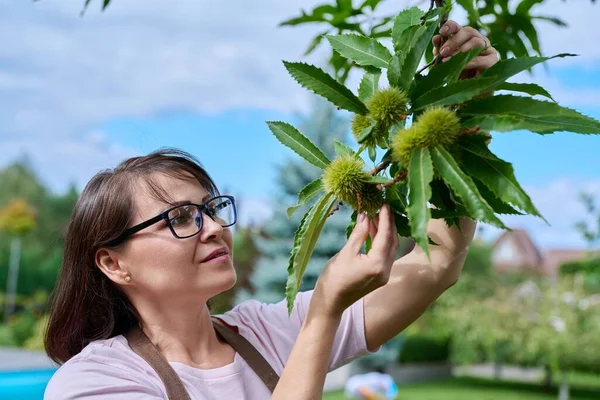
[520,18,542,55]
[286,193,337,313]
[473,179,524,216]
[368,145,377,162]
[411,76,497,110]
[357,120,376,143]
[393,211,411,237]
[304,31,330,56]
[368,175,394,184]
[358,67,381,102]
[429,179,463,228]
[386,182,408,212]
[431,208,470,220]
[326,34,392,68]
[360,0,384,11]
[456,0,480,22]
[457,137,543,218]
[333,140,356,157]
[496,82,554,101]
[516,0,544,15]
[460,115,554,133]
[397,25,427,54]
[398,22,443,91]
[279,6,335,26]
[392,7,424,51]
[389,24,429,87]
[286,178,324,218]
[387,52,404,88]
[458,95,600,134]
[410,48,483,101]
[346,210,358,239]
[422,7,444,21]
[430,146,506,228]
[407,148,434,257]
[267,121,331,169]
[283,62,368,114]
[531,15,567,27]
[479,53,576,90]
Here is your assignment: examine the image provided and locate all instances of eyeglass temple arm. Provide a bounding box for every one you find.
[106,214,165,246]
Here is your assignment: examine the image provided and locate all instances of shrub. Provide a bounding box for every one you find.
[398,334,451,364]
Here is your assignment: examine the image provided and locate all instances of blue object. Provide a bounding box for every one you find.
[0,369,56,400]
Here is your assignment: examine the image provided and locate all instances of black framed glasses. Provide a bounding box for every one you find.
[107,195,237,247]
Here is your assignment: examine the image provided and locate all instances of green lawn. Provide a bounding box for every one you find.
[323,376,600,400]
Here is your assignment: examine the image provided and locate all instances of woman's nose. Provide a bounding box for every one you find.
[199,212,223,242]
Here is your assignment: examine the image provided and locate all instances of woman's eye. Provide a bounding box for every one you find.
[170,214,191,226]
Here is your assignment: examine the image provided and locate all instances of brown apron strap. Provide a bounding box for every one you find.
[212,318,280,393]
[125,320,280,399]
[125,327,191,400]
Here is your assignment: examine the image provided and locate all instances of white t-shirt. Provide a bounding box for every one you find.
[44,290,375,399]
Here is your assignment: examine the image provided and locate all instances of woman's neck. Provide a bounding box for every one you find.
[132,298,235,369]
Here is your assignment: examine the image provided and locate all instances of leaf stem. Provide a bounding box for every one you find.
[328,202,343,217]
[376,169,408,190]
[369,160,390,176]
[459,125,481,136]
[417,58,436,75]
[421,0,436,26]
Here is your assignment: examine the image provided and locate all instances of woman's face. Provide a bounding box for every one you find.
[109,172,236,303]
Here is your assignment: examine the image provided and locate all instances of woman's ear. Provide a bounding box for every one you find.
[95,248,130,285]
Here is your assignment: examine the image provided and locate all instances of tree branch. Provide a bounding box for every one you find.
[433,0,449,67]
[369,161,390,176]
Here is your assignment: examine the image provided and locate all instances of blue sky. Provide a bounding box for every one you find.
[2,0,600,249]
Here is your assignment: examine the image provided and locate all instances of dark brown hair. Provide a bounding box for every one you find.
[45,148,219,364]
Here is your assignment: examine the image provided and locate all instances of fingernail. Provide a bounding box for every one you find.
[440,26,449,35]
[358,213,366,222]
[440,47,450,57]
[442,56,451,63]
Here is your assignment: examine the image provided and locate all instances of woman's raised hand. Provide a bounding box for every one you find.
[313,204,399,319]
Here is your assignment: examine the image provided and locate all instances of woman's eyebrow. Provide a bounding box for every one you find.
[161,195,211,212]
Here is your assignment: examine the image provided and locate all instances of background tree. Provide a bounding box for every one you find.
[240,98,355,304]
[279,0,596,82]
[209,224,262,313]
[0,161,78,304]
[575,192,600,250]
[0,199,36,319]
[80,0,596,83]
[433,276,600,399]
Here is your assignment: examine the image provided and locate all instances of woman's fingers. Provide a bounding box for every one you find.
[369,219,378,244]
[439,26,475,60]
[432,35,442,55]
[346,213,370,254]
[464,53,497,71]
[459,36,489,53]
[439,20,462,36]
[371,205,397,256]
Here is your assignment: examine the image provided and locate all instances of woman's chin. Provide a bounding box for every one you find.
[203,268,237,295]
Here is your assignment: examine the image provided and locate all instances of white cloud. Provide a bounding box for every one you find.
[1,132,136,192]
[479,178,600,250]
[532,0,600,68]
[0,0,598,193]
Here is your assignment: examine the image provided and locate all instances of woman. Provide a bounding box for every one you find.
[44,21,494,400]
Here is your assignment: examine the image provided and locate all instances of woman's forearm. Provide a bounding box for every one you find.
[271,306,341,400]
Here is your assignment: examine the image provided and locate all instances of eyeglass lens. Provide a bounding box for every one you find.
[167,197,235,238]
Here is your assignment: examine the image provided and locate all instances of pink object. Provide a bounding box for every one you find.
[44,290,375,399]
